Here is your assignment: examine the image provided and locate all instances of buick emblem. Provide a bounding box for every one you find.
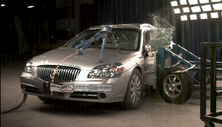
[50,72,59,79]
[50,73,53,79]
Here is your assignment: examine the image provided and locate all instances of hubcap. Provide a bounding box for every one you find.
[163,74,182,98]
[130,75,141,103]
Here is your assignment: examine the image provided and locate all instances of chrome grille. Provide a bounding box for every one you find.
[36,65,81,84]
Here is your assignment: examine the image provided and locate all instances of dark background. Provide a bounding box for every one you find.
[1,0,222,58]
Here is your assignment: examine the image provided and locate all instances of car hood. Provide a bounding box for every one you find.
[32,47,136,70]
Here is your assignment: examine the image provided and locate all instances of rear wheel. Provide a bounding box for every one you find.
[121,69,143,109]
[158,67,193,104]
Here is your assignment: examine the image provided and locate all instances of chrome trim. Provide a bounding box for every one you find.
[36,65,81,84]
[33,64,82,70]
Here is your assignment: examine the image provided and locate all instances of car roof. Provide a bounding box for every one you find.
[89,23,156,30]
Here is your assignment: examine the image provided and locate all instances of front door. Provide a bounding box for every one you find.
[142,29,157,88]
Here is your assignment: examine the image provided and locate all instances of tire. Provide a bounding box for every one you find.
[121,69,143,109]
[38,96,52,103]
[205,122,215,127]
[158,67,193,104]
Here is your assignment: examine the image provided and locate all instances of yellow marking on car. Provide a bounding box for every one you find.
[50,49,89,95]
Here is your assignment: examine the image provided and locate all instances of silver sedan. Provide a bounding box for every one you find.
[21,24,157,109]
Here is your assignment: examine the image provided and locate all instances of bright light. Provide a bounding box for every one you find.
[171,1,178,7]
[211,12,219,18]
[199,0,209,4]
[188,0,198,5]
[213,3,222,10]
[180,0,188,5]
[181,15,188,21]
[191,6,201,12]
[183,7,190,13]
[170,0,221,21]
[190,14,198,20]
[211,0,221,2]
[200,13,208,19]
[174,8,181,14]
[1,4,6,7]
[27,5,35,8]
[201,5,212,11]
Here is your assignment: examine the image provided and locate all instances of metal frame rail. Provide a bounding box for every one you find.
[200,42,222,127]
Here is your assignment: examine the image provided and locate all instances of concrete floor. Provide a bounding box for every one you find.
[1,55,222,127]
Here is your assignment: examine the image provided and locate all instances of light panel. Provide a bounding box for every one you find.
[199,0,209,4]
[213,3,222,10]
[171,0,222,21]
[27,5,35,8]
[174,8,181,14]
[183,7,190,13]
[181,15,188,21]
[190,14,198,20]
[180,0,188,5]
[211,12,219,18]
[211,0,221,2]
[200,13,208,19]
[1,4,6,7]
[188,0,198,5]
[201,5,212,11]
[191,6,201,12]
[171,1,178,7]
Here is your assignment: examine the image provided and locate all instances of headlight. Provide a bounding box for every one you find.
[24,59,33,73]
[88,63,124,79]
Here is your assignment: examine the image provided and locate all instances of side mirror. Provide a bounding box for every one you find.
[144,44,151,53]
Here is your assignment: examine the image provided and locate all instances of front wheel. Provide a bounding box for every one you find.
[38,96,52,103]
[158,67,193,104]
[121,69,143,109]
[204,122,215,127]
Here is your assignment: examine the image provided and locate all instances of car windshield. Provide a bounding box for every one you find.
[65,29,140,51]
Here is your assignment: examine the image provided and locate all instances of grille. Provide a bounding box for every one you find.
[36,65,81,84]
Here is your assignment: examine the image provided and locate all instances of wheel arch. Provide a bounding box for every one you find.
[134,66,142,75]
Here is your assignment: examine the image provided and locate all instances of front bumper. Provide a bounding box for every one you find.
[20,71,131,103]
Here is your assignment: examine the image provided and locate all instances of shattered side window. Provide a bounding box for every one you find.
[145,13,175,50]
[143,30,156,46]
[143,29,173,50]
[143,30,155,44]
